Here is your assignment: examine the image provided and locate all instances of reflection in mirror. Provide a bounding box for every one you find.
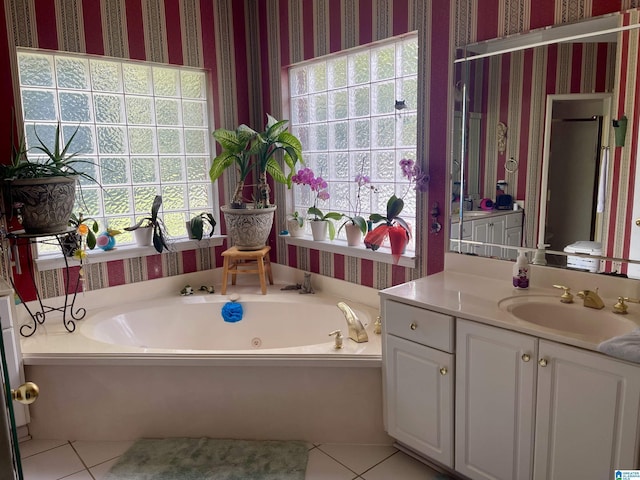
[451,11,640,278]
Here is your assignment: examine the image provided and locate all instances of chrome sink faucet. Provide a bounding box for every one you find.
[337,302,368,343]
[577,289,605,309]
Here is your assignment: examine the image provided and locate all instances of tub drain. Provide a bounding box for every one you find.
[251,337,262,348]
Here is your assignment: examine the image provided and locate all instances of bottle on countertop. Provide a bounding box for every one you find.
[513,249,530,289]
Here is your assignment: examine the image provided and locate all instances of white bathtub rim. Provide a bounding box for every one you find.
[20,282,382,367]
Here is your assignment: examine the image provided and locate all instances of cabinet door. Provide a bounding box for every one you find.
[385,334,454,467]
[533,341,640,479]
[504,227,522,260]
[455,320,537,480]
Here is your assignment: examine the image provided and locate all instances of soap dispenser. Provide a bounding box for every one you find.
[513,250,530,289]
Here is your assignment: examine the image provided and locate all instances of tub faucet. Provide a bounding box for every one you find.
[337,302,368,343]
[577,289,605,309]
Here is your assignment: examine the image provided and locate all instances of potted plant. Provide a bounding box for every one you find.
[61,212,99,257]
[124,195,169,253]
[1,122,98,234]
[365,158,428,263]
[210,114,303,250]
[286,211,305,237]
[337,172,372,246]
[187,212,217,240]
[291,167,341,241]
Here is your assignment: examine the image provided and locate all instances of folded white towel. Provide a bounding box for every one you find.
[597,328,640,364]
[596,147,609,213]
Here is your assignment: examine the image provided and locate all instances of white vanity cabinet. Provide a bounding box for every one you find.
[533,340,640,479]
[455,319,537,480]
[382,300,454,468]
[451,210,523,258]
[470,215,506,258]
[456,320,640,480]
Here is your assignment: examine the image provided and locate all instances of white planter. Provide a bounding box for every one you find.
[287,219,305,237]
[134,226,153,247]
[310,220,328,241]
[344,223,363,246]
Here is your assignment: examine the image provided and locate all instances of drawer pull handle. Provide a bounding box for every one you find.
[538,358,548,367]
[410,322,417,330]
[439,367,448,376]
[522,353,530,362]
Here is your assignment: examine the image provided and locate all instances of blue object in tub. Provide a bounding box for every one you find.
[221,302,243,323]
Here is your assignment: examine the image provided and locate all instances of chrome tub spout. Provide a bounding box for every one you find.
[337,302,368,343]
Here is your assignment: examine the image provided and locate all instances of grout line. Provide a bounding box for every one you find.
[19,440,68,459]
[358,450,399,477]
[67,441,95,480]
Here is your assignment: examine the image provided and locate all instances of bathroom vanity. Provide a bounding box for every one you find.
[450,210,523,260]
[380,255,640,480]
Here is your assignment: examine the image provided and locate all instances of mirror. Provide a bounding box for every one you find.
[451,10,640,277]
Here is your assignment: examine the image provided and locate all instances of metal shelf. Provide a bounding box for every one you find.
[7,229,86,337]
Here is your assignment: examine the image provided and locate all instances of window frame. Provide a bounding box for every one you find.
[284,32,419,267]
[14,48,220,261]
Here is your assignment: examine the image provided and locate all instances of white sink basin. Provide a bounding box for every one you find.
[498,295,637,342]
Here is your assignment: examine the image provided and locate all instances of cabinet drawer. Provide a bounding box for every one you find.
[506,212,523,228]
[384,300,454,352]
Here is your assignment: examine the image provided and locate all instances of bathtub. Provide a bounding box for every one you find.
[20,275,388,443]
[22,289,381,363]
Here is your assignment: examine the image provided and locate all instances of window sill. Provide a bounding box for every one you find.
[282,235,416,268]
[35,236,227,272]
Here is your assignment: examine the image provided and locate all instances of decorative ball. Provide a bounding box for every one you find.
[96,232,116,251]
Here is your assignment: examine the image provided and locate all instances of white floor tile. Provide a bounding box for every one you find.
[19,439,67,459]
[90,458,120,480]
[361,451,441,480]
[317,444,397,475]
[305,448,358,480]
[22,444,85,480]
[71,440,134,468]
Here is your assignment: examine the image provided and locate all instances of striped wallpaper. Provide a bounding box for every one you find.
[0,0,633,301]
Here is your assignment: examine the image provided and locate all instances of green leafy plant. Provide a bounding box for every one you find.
[188,212,217,240]
[209,125,256,207]
[287,211,304,227]
[124,195,169,253]
[0,123,97,183]
[210,114,303,208]
[68,212,99,249]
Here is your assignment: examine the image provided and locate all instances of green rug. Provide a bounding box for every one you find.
[104,438,309,480]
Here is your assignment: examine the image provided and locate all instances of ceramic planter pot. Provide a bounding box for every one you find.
[287,218,305,237]
[344,223,363,246]
[310,220,328,241]
[221,205,276,250]
[5,176,77,234]
[134,226,153,247]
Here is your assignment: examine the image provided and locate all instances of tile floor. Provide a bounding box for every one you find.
[19,438,448,479]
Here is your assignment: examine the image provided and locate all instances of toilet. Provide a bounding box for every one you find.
[563,241,602,273]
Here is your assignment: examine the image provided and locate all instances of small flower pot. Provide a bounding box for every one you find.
[310,220,328,241]
[344,223,363,246]
[287,219,305,237]
[134,226,153,247]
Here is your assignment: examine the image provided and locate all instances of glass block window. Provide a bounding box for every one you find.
[288,34,418,245]
[16,49,214,251]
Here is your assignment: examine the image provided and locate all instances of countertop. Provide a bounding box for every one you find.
[379,269,640,353]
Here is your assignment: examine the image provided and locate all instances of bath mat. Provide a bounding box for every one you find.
[104,437,308,480]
